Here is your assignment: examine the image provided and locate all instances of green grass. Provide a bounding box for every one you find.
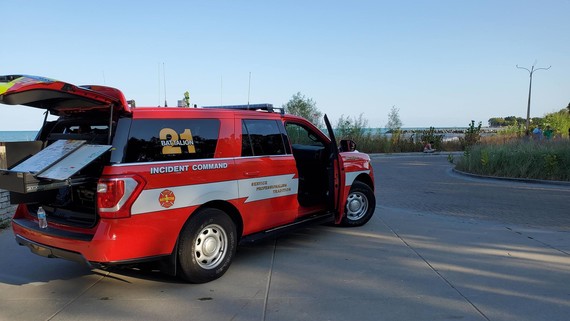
[456,140,570,181]
[346,133,463,153]
[0,217,11,230]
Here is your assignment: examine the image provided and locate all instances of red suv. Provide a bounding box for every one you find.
[0,75,375,283]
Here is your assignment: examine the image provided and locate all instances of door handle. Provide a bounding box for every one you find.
[244,171,260,177]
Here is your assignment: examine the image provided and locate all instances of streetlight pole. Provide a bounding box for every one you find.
[516,63,551,135]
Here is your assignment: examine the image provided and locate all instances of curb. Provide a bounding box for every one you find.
[370,153,570,186]
[451,168,570,187]
[369,151,463,158]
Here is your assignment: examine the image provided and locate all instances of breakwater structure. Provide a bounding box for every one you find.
[380,127,499,142]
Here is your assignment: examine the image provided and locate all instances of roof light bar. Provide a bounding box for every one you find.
[203,103,284,114]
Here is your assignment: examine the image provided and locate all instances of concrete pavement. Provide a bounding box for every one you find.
[0,154,568,321]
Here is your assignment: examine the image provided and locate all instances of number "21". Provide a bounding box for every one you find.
[159,128,196,154]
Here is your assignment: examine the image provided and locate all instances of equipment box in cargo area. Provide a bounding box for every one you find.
[0,141,42,194]
[0,140,110,195]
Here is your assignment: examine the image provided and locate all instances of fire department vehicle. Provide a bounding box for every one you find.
[0,75,375,283]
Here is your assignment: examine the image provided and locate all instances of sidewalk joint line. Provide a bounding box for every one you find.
[505,226,570,256]
[46,270,110,321]
[261,238,277,321]
[380,216,491,321]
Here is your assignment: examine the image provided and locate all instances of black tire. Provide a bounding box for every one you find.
[340,181,376,227]
[177,208,237,283]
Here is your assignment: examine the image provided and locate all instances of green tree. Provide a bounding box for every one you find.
[544,109,570,137]
[488,117,506,127]
[531,117,544,128]
[462,120,482,151]
[283,92,322,127]
[504,116,519,126]
[335,113,368,141]
[183,91,190,107]
[386,105,402,132]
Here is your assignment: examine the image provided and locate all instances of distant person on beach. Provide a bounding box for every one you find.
[423,141,435,153]
[532,126,542,141]
[543,125,554,140]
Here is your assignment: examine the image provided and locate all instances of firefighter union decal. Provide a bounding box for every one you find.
[159,189,176,208]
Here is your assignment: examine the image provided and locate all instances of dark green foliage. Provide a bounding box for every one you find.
[488,116,525,127]
[0,218,10,230]
[461,120,482,151]
[283,92,322,128]
[418,127,444,150]
[456,140,570,181]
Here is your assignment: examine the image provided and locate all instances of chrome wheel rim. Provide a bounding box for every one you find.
[194,224,228,269]
[346,191,368,221]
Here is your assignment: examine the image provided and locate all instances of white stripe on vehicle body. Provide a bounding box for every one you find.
[345,170,370,186]
[130,174,299,215]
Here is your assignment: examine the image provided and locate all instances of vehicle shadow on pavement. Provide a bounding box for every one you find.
[0,229,92,286]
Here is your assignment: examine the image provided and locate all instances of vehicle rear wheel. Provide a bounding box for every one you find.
[177,208,237,283]
[340,181,376,227]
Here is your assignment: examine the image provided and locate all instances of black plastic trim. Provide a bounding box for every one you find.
[15,234,92,267]
[98,254,172,267]
[239,212,334,244]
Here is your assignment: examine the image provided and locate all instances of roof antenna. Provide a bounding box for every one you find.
[247,72,251,109]
[157,63,161,107]
[163,62,168,107]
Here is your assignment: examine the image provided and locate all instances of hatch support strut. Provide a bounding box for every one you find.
[107,104,114,145]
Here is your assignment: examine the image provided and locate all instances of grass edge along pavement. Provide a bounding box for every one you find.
[456,139,570,182]
[452,167,570,186]
[0,217,10,230]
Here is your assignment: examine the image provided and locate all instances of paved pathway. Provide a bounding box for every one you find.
[0,154,568,321]
[374,154,570,231]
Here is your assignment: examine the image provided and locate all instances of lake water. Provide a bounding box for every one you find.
[0,131,38,142]
[0,127,488,143]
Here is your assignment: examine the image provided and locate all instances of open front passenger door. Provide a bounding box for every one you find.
[323,115,346,224]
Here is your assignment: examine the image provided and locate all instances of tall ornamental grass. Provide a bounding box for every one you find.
[456,140,570,181]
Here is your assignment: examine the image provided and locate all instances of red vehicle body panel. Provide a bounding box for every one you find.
[2,75,374,267]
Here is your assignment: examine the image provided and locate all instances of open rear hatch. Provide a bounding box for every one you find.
[0,75,130,228]
[0,74,127,193]
[0,75,130,115]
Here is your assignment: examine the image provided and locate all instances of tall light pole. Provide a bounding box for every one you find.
[516,63,551,135]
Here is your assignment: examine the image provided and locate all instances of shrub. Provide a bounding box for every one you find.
[456,140,570,181]
[460,120,482,151]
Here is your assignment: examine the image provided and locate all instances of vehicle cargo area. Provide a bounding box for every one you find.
[1,120,113,229]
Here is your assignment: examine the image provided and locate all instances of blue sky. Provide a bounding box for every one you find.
[1,0,569,130]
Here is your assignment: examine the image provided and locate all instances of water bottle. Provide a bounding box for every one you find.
[37,207,48,229]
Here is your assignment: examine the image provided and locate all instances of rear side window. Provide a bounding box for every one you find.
[124,119,220,162]
[242,119,287,156]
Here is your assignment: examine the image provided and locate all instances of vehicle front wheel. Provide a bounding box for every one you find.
[340,181,376,227]
[177,208,237,283]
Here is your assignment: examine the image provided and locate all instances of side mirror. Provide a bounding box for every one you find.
[339,139,356,152]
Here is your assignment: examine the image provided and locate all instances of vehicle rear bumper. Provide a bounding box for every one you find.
[11,209,183,263]
[15,234,92,267]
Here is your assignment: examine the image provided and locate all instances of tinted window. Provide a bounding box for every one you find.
[43,117,112,145]
[124,119,219,163]
[241,122,254,157]
[242,119,287,156]
[285,122,325,147]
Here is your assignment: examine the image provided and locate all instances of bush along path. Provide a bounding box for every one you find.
[456,140,570,182]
